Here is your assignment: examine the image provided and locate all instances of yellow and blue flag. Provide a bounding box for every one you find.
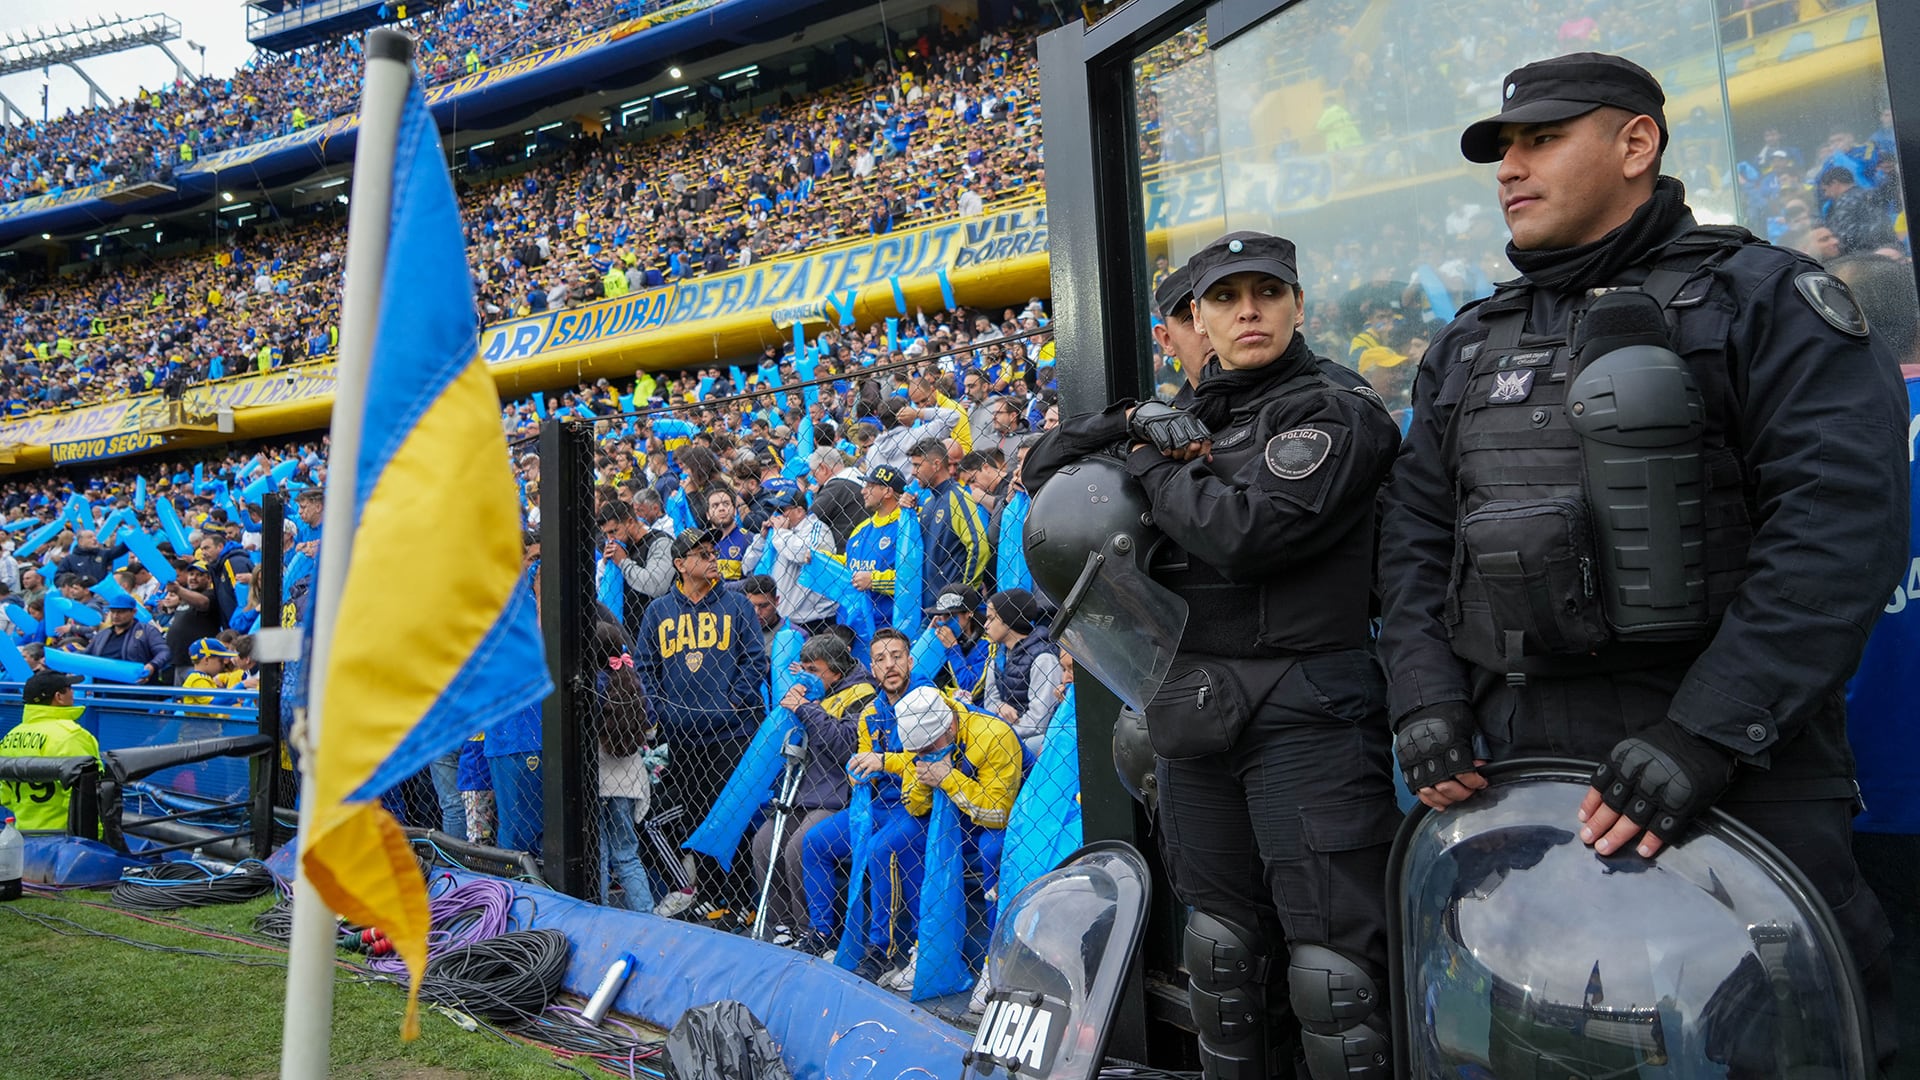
[301,73,550,1036]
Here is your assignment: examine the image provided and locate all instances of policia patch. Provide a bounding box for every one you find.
[1265,427,1333,479]
[1794,272,1870,337]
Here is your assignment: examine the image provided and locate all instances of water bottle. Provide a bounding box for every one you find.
[580,953,635,1026]
[0,817,23,901]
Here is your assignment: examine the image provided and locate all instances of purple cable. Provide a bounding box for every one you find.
[365,873,519,973]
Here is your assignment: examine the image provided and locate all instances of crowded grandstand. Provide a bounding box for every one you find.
[0,0,1910,1059]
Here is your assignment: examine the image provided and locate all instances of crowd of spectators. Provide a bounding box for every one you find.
[0,21,1046,417]
[0,0,658,209]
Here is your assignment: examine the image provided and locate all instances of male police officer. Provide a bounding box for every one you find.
[1026,232,1403,1078]
[1375,53,1908,1063]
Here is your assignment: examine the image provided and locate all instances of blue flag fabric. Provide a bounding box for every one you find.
[666,488,693,534]
[894,500,924,638]
[685,624,806,869]
[911,626,946,683]
[997,490,1033,592]
[596,557,624,622]
[996,686,1081,924]
[911,789,971,1001]
[833,779,876,970]
[799,555,876,658]
[1848,374,1920,832]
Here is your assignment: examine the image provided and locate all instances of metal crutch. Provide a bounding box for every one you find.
[751,733,809,942]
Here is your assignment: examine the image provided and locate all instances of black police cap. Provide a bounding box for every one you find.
[1186,231,1299,299]
[1460,52,1668,164]
[1154,264,1195,321]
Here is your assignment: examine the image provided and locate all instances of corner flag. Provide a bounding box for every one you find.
[300,70,550,1036]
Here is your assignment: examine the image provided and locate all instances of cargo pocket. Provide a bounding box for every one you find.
[1145,659,1253,760]
[1298,651,1387,726]
[1295,796,1402,948]
[1459,496,1610,658]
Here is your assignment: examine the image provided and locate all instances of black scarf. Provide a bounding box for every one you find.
[1505,175,1692,294]
[1189,332,1314,432]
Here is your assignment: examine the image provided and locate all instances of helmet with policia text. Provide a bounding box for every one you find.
[960,841,1151,1080]
[1390,759,1873,1080]
[1023,455,1186,711]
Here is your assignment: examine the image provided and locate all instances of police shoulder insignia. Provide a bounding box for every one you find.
[1350,384,1388,411]
[1794,272,1870,337]
[1265,427,1333,480]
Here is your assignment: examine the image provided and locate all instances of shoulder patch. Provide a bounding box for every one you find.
[1350,384,1388,411]
[1265,428,1333,480]
[1794,272,1870,337]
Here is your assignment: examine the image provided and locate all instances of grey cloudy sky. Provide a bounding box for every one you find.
[0,0,257,124]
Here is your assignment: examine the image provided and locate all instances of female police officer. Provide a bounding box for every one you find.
[1024,231,1402,1079]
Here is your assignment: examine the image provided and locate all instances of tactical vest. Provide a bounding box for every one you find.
[1151,364,1383,658]
[1443,229,1758,680]
[995,630,1058,713]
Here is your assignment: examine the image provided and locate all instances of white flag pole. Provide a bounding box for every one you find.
[279,27,416,1080]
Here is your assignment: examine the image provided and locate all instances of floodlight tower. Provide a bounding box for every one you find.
[0,13,196,118]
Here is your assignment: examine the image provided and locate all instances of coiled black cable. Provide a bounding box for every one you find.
[417,928,572,1023]
[109,860,276,912]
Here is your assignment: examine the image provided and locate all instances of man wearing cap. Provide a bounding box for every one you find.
[0,672,96,833]
[163,559,221,684]
[845,465,907,623]
[1025,228,1403,1078]
[86,594,170,683]
[181,637,238,711]
[1152,264,1212,404]
[1376,52,1906,1064]
[636,527,769,918]
[740,490,839,636]
[978,589,1063,757]
[925,585,991,698]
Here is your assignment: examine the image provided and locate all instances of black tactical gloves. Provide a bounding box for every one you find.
[1129,401,1211,454]
[1394,702,1477,792]
[1589,723,1737,843]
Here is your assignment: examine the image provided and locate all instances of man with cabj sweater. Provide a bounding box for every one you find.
[638,527,769,918]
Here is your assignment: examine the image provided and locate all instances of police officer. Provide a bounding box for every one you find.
[1026,231,1403,1078]
[1375,53,1909,1064]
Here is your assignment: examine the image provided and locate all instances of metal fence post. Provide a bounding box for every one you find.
[253,491,285,859]
[539,418,593,898]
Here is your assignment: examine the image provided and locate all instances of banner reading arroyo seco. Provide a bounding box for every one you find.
[49,432,168,465]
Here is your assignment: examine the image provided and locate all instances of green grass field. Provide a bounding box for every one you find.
[0,891,578,1080]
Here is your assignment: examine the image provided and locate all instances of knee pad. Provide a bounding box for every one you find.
[1287,943,1391,1080]
[1183,910,1278,1080]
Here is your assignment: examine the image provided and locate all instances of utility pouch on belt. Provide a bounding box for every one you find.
[1459,496,1609,663]
[1145,658,1252,760]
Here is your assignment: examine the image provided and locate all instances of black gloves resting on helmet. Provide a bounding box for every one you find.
[1394,702,1738,845]
[1129,401,1211,454]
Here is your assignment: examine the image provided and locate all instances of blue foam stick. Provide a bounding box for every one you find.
[833,779,876,970]
[0,637,30,681]
[46,595,103,628]
[911,789,971,1001]
[997,490,1033,592]
[935,268,956,310]
[684,623,805,869]
[44,648,147,684]
[120,530,176,585]
[154,498,192,556]
[887,317,899,354]
[13,517,65,558]
[242,474,272,505]
[96,508,133,547]
[889,277,908,316]
[193,463,205,490]
[3,604,41,643]
[894,506,924,638]
[698,375,715,401]
[90,578,151,623]
[3,519,37,533]
[134,475,147,512]
[731,368,747,394]
[64,495,95,532]
[997,686,1083,926]
[269,459,299,485]
[531,394,547,420]
[283,549,314,589]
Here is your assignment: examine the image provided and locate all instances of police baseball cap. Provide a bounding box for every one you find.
[861,464,907,493]
[1460,52,1668,164]
[1186,232,1299,298]
[24,671,82,704]
[925,585,982,617]
[190,637,237,661]
[1154,264,1196,321]
[670,527,718,560]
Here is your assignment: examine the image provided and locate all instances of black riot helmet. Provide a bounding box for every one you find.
[1390,759,1873,1079]
[1023,455,1187,711]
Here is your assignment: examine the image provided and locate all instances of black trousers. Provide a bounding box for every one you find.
[1155,649,1401,978]
[1477,673,1898,1073]
[663,735,753,910]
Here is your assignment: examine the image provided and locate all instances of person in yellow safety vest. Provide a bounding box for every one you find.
[465,47,482,75]
[603,263,630,298]
[257,342,281,371]
[0,673,98,834]
[54,336,74,359]
[291,106,309,130]
[180,141,194,163]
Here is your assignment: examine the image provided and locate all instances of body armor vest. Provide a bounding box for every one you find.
[1151,366,1381,658]
[1444,230,1759,680]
